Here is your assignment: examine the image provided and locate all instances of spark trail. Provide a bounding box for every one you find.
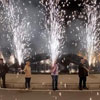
[1,0,32,65]
[41,0,65,65]
[85,0,99,66]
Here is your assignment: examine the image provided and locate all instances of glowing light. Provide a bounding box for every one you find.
[59,92,62,96]
[1,0,32,65]
[69,69,76,74]
[9,54,15,64]
[42,0,65,66]
[64,83,67,88]
[89,97,92,100]
[0,51,6,63]
[49,91,52,95]
[97,92,99,96]
[85,0,99,66]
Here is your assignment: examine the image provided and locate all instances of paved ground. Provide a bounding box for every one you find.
[2,74,100,89]
[6,74,100,84]
[0,89,100,100]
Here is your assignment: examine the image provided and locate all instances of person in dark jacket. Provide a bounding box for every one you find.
[0,58,8,88]
[78,59,89,90]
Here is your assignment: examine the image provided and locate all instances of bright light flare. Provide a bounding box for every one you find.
[42,0,65,66]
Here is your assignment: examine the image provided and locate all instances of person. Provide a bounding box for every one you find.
[23,61,31,90]
[78,59,89,90]
[51,61,59,90]
[0,58,8,88]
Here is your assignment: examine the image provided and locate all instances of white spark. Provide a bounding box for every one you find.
[59,92,62,96]
[85,1,99,66]
[42,0,65,65]
[89,97,92,100]
[2,0,32,65]
[97,92,99,96]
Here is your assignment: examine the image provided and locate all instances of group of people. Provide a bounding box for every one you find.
[0,58,89,90]
[51,58,89,90]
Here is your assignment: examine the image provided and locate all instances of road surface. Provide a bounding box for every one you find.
[0,89,100,100]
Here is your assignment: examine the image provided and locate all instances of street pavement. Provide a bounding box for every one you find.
[0,89,100,100]
[4,74,100,89]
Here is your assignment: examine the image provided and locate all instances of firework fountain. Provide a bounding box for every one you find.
[41,0,65,66]
[0,0,32,65]
[85,0,100,66]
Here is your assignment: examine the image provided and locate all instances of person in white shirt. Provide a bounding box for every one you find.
[51,61,59,90]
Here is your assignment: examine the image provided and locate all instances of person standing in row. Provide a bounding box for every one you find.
[78,59,89,90]
[51,61,59,90]
[23,61,31,90]
[0,58,9,88]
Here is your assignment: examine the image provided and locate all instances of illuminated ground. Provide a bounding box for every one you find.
[0,89,100,100]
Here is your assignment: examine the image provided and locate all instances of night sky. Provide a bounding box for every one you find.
[0,0,100,59]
